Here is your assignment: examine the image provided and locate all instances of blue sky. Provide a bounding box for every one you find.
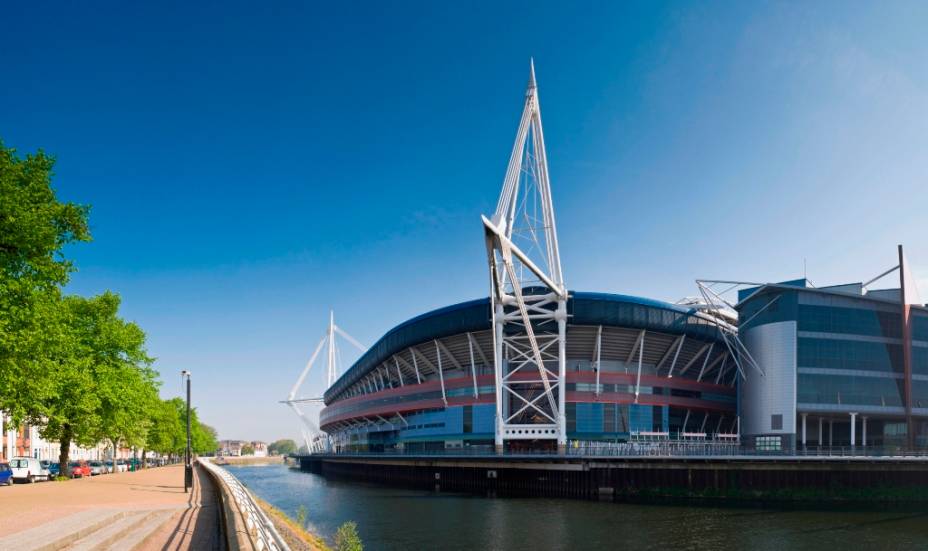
[2,2,927,443]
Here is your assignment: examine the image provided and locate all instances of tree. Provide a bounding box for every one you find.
[193,421,218,455]
[39,293,155,476]
[269,439,298,456]
[0,141,90,424]
[335,521,363,551]
[145,398,185,463]
[241,444,255,456]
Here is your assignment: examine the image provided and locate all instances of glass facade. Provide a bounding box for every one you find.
[798,338,902,373]
[797,305,902,338]
[740,281,928,447]
[796,372,903,407]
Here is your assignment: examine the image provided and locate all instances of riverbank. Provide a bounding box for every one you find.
[214,455,285,466]
[252,494,331,551]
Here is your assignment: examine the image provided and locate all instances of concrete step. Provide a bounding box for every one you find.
[103,509,176,551]
[0,508,127,551]
[65,510,161,551]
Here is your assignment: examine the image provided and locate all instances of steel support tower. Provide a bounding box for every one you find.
[483,61,569,452]
[282,311,365,452]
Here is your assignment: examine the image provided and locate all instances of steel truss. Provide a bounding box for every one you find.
[689,280,768,382]
[281,311,365,452]
[483,61,568,450]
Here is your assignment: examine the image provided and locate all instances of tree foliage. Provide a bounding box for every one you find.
[269,439,298,456]
[1,139,220,469]
[146,397,218,456]
[39,292,157,471]
[0,141,90,423]
[335,521,363,551]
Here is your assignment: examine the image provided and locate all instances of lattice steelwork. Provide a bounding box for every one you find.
[482,61,568,450]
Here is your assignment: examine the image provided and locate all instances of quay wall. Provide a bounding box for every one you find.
[297,455,928,504]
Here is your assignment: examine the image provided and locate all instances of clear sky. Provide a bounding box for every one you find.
[2,1,926,444]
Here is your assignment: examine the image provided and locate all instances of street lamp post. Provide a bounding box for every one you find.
[181,370,192,493]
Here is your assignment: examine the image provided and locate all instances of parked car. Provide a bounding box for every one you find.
[0,463,12,486]
[41,460,60,477]
[68,461,91,478]
[89,460,105,476]
[10,457,50,483]
[115,459,128,473]
[104,459,125,473]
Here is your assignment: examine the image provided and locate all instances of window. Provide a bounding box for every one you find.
[603,403,616,432]
[771,414,783,431]
[756,436,782,451]
[463,406,473,434]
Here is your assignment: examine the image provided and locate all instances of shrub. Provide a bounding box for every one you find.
[335,521,363,551]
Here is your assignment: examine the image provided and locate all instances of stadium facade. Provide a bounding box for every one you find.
[320,293,737,452]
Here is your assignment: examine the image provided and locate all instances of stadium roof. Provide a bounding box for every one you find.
[324,291,725,404]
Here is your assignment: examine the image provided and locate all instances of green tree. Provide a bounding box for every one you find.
[0,141,90,424]
[40,293,155,475]
[193,421,218,455]
[241,443,255,456]
[335,521,363,551]
[269,439,298,456]
[145,398,185,464]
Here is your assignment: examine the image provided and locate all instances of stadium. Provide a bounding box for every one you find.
[289,63,927,455]
[319,292,737,452]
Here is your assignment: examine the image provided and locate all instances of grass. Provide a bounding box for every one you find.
[251,494,332,551]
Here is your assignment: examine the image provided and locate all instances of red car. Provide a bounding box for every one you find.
[68,461,91,478]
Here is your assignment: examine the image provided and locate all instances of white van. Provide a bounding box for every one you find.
[9,457,50,483]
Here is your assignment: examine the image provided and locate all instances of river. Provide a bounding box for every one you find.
[224,464,928,550]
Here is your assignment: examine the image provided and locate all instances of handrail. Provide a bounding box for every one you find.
[298,443,928,461]
[201,458,290,551]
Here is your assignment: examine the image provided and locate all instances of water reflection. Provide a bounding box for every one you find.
[225,465,928,550]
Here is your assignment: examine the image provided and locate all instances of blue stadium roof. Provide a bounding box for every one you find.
[323,291,725,403]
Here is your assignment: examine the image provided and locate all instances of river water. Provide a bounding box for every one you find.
[224,464,928,550]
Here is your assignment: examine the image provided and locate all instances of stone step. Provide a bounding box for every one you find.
[0,508,127,551]
[66,510,162,551]
[103,509,177,551]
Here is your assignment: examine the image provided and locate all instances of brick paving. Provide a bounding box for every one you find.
[0,463,222,550]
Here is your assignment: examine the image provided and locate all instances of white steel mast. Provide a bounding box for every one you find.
[282,311,365,452]
[483,60,569,452]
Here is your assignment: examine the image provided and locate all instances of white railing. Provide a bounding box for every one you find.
[201,458,290,551]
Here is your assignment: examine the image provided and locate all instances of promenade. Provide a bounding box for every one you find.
[0,464,222,550]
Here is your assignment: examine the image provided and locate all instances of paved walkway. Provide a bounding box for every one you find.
[0,463,223,550]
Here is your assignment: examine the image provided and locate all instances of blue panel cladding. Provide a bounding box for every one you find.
[629,404,653,433]
[400,407,462,438]
[662,406,669,433]
[575,403,603,433]
[473,404,495,433]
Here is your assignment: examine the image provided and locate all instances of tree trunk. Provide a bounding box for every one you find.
[141,448,147,469]
[58,424,72,478]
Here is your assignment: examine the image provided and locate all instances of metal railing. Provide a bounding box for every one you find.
[201,458,290,551]
[301,442,928,461]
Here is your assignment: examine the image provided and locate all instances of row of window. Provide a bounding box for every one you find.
[798,338,903,373]
[798,304,903,338]
[797,373,903,407]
